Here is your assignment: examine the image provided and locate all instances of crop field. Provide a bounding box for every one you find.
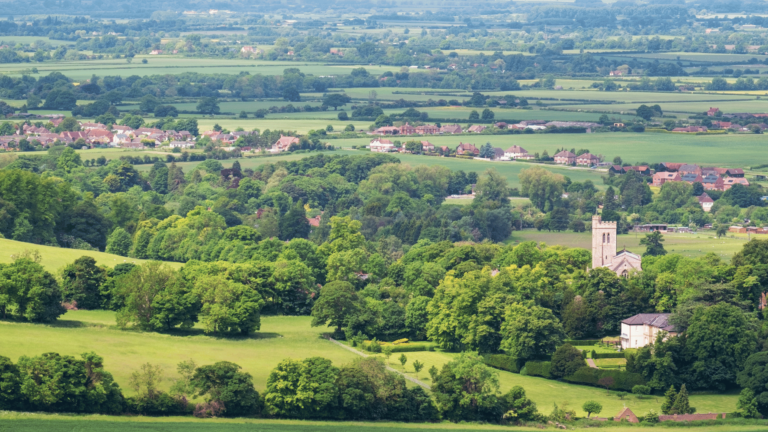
[0,310,740,420]
[0,238,175,272]
[556,99,768,115]
[509,231,748,259]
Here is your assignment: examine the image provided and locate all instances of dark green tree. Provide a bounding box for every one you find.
[60,256,107,310]
[279,201,310,241]
[196,97,220,115]
[322,93,351,110]
[311,281,360,334]
[192,361,261,417]
[548,208,569,232]
[640,231,667,257]
[550,344,586,378]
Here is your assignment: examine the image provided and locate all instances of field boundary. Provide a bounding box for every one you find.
[325,336,431,390]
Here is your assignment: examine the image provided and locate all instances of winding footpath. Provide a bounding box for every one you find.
[325,336,431,390]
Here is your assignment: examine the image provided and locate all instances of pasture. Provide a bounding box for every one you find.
[0,311,740,420]
[509,230,748,259]
[0,238,175,272]
[329,132,768,168]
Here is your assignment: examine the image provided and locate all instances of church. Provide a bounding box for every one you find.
[592,215,642,277]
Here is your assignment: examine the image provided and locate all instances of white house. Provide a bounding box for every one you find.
[620,313,678,350]
[169,141,195,149]
[370,138,395,153]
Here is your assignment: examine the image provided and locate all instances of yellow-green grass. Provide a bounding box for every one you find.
[0,238,176,272]
[594,358,627,367]
[0,310,739,420]
[0,313,358,397]
[1,414,763,432]
[369,350,738,418]
[481,89,758,104]
[194,118,371,134]
[509,231,748,259]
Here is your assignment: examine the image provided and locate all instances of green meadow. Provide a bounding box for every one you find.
[0,238,177,272]
[0,311,740,419]
[509,231,749,259]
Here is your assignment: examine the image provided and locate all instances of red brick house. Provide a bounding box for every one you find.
[399,123,416,135]
[614,407,639,423]
[575,153,599,166]
[652,172,681,187]
[415,124,439,135]
[707,107,720,116]
[272,135,300,153]
[440,124,462,134]
[553,150,576,165]
[456,143,479,156]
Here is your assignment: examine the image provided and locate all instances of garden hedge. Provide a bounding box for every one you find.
[523,361,552,379]
[361,342,429,353]
[592,352,625,359]
[481,354,520,373]
[563,367,646,391]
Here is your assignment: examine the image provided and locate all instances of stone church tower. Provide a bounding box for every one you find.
[592,215,617,268]
[592,215,643,276]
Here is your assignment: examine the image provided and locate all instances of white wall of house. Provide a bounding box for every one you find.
[621,323,677,349]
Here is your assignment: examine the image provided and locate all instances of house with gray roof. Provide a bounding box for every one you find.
[620,313,678,349]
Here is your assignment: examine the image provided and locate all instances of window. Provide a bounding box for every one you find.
[602,233,606,243]
[607,233,611,243]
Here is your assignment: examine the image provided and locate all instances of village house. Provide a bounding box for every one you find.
[504,145,532,159]
[609,70,623,76]
[112,125,134,135]
[420,141,434,152]
[415,124,439,135]
[456,143,479,156]
[680,173,703,184]
[699,193,714,212]
[652,172,681,187]
[399,123,416,135]
[169,141,195,149]
[678,164,701,175]
[575,152,599,166]
[553,150,576,165]
[723,177,749,191]
[490,147,505,160]
[369,138,395,153]
[272,135,300,153]
[371,126,400,136]
[87,129,114,144]
[702,174,725,191]
[112,134,131,146]
[80,122,107,131]
[620,313,678,349]
[135,127,163,136]
[707,107,720,116]
[614,408,639,423]
[726,168,745,178]
[467,125,486,133]
[440,124,463,134]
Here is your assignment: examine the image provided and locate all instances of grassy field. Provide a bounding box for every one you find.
[369,349,738,418]
[330,132,768,167]
[1,415,765,432]
[0,311,740,420]
[0,56,403,80]
[0,238,176,272]
[0,313,358,396]
[509,230,748,259]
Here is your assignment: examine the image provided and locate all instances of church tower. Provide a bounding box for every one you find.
[592,215,617,269]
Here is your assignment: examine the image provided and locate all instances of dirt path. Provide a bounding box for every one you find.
[325,336,431,390]
[587,358,598,368]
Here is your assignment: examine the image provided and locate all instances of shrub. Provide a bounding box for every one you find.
[524,361,551,379]
[632,385,651,396]
[550,344,586,379]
